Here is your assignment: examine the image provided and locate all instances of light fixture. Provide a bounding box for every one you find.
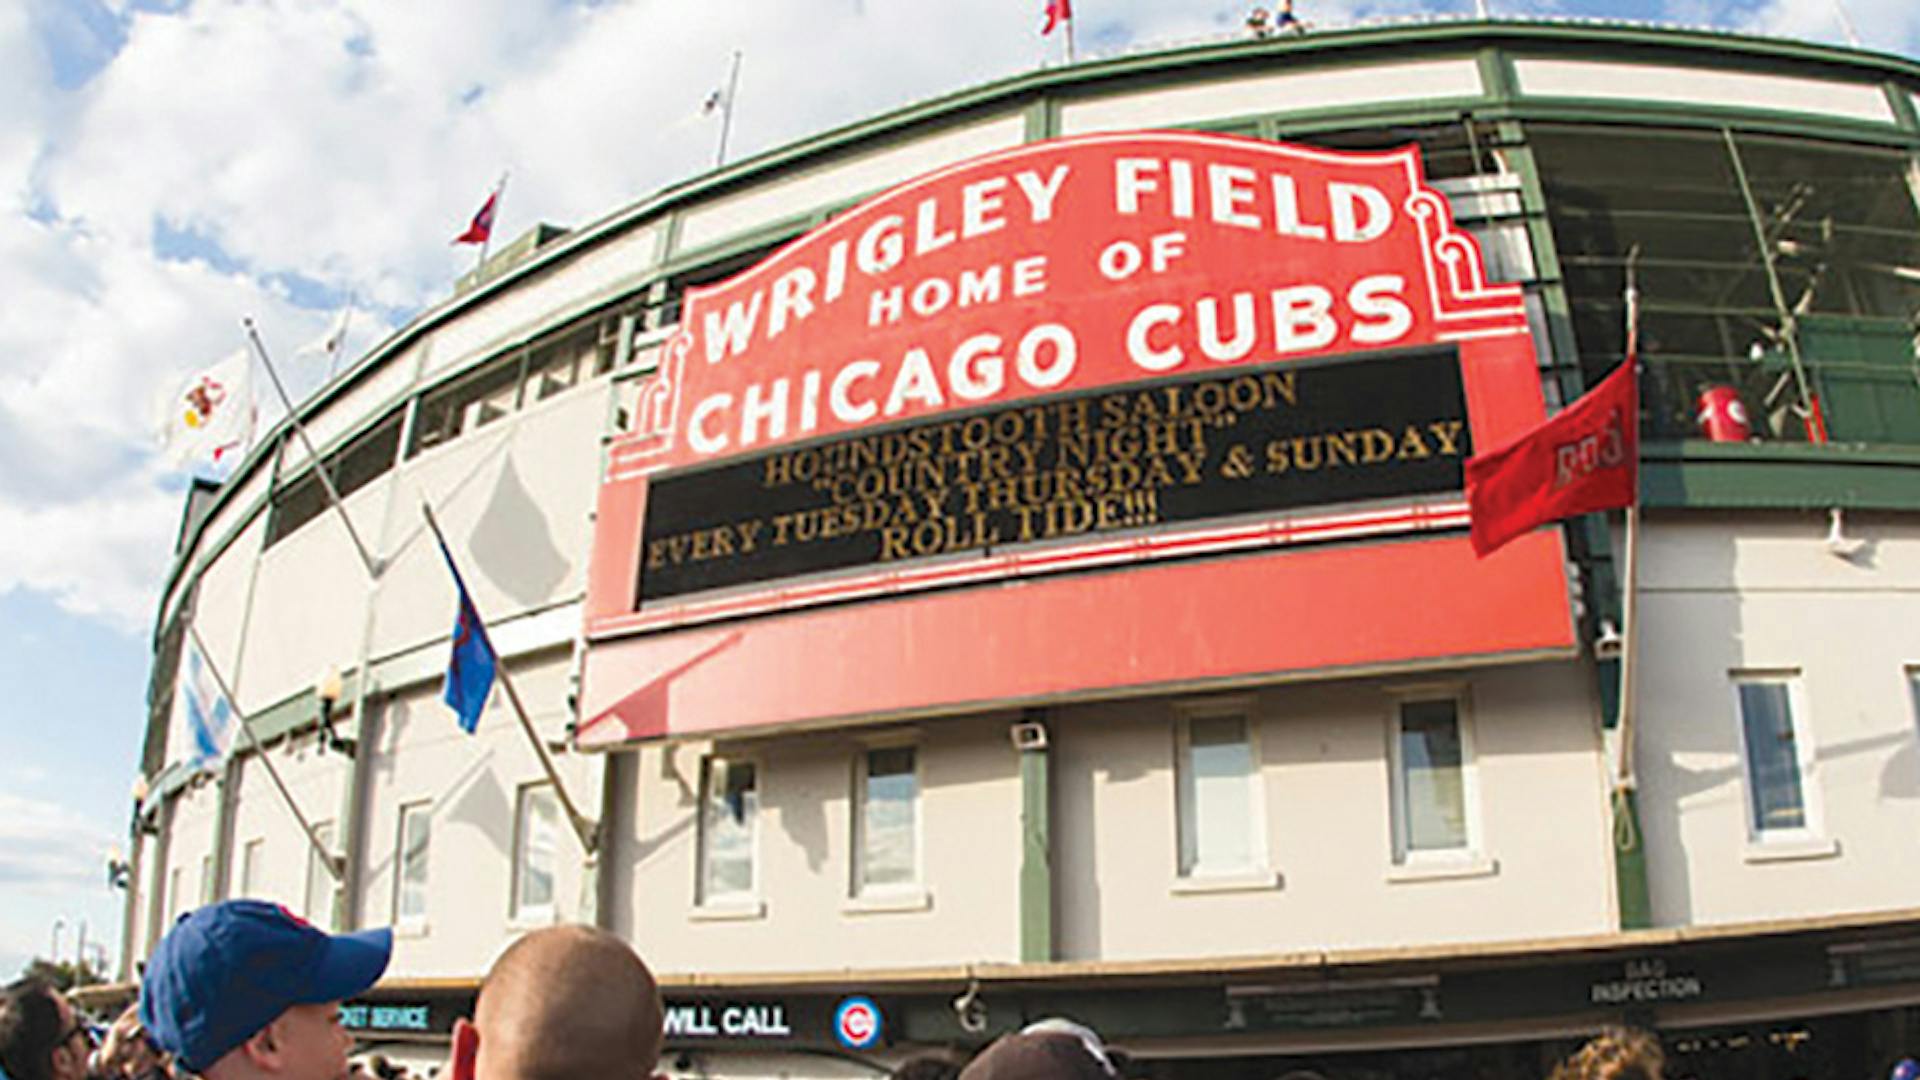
[107,847,131,891]
[1592,619,1623,661]
[313,667,357,758]
[1825,507,1867,560]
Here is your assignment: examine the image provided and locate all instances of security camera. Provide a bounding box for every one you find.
[1009,721,1049,751]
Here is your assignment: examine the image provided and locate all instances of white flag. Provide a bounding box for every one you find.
[294,304,353,365]
[158,349,256,470]
[175,641,238,772]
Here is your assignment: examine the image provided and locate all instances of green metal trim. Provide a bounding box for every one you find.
[1024,95,1056,142]
[1019,729,1052,963]
[1476,45,1518,104]
[1644,440,1920,509]
[1495,100,1919,148]
[1889,84,1920,132]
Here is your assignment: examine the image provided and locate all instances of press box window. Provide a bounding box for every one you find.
[1176,713,1265,878]
[697,759,758,906]
[1390,698,1475,861]
[855,747,919,894]
[409,353,524,456]
[264,413,402,547]
[394,801,431,927]
[513,784,559,920]
[1733,676,1821,840]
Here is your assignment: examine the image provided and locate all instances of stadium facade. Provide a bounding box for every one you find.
[114,18,1920,1080]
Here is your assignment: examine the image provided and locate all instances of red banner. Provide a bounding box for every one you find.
[1466,360,1638,557]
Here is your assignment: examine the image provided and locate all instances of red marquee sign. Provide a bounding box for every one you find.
[579,133,1573,746]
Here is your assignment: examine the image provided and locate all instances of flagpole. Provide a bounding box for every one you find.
[1616,247,1643,788]
[242,318,385,581]
[419,502,599,853]
[715,50,743,169]
[185,624,344,881]
[1065,9,1077,63]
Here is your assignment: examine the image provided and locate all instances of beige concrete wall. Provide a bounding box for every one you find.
[156,776,221,930]
[1633,512,1920,927]
[614,715,1023,976]
[372,383,605,662]
[358,659,599,980]
[226,730,351,920]
[1054,664,1615,962]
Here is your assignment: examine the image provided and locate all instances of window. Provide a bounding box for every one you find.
[1176,711,1265,878]
[394,802,431,927]
[167,867,183,924]
[264,412,403,547]
[1390,697,1476,862]
[199,854,215,905]
[305,821,336,929]
[697,758,758,906]
[409,354,524,456]
[1733,675,1821,840]
[854,747,918,894]
[513,785,559,920]
[239,838,265,898]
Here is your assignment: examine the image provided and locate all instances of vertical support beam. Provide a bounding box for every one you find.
[1496,118,1650,929]
[1017,710,1052,963]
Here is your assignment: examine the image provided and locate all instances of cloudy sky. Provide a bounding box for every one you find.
[1,0,1915,981]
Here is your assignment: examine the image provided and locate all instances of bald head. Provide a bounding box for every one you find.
[472,927,662,1080]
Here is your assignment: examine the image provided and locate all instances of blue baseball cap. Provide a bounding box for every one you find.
[140,900,391,1073]
[1891,1058,1919,1080]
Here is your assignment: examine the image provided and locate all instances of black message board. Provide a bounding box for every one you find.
[639,346,1469,604]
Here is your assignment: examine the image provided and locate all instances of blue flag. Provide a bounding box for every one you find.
[435,534,496,734]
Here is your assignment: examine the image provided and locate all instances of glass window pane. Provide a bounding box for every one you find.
[306,821,335,928]
[1400,701,1468,853]
[240,839,264,897]
[398,804,430,921]
[517,787,558,913]
[1738,682,1807,833]
[700,761,756,902]
[1180,715,1255,874]
[860,748,917,889]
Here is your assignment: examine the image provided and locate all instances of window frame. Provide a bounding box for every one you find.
[512,783,561,924]
[850,739,925,908]
[1386,687,1490,875]
[238,837,265,898]
[393,800,432,931]
[1172,696,1277,891]
[694,755,763,917]
[1729,671,1829,851]
[305,820,337,929]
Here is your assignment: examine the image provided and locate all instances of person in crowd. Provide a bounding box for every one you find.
[1245,5,1273,37]
[956,1022,1119,1080]
[0,979,94,1080]
[1549,1027,1664,1080]
[889,1053,962,1080]
[1274,0,1307,34]
[139,900,392,1080]
[94,1005,170,1080]
[448,926,662,1080]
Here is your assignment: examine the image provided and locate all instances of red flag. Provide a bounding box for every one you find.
[1042,0,1072,34]
[453,188,499,246]
[1466,361,1639,557]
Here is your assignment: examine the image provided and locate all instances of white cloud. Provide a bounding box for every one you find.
[0,791,117,893]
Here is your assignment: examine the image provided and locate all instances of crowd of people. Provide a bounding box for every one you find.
[1,900,1912,1080]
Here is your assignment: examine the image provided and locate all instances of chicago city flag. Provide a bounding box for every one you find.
[1465,361,1639,557]
[159,349,256,471]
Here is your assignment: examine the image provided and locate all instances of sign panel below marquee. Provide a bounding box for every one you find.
[579,132,1574,745]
